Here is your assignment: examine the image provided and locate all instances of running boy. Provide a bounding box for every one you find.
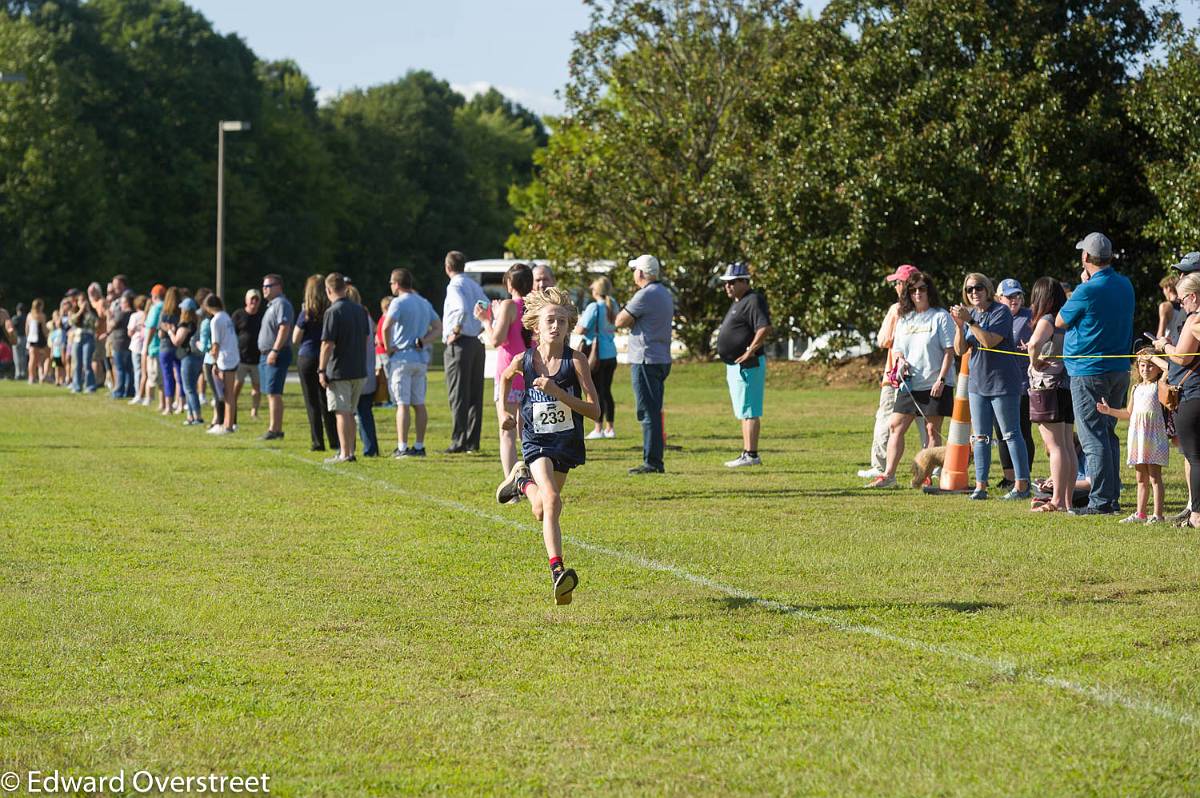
[495,287,601,605]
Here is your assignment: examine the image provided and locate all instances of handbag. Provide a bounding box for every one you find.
[1028,387,1059,422]
[1160,358,1200,412]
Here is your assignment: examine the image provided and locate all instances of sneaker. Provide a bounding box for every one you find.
[1000,489,1032,501]
[553,568,579,606]
[628,464,665,475]
[207,426,232,435]
[260,431,284,441]
[392,447,406,458]
[407,447,427,457]
[603,429,615,439]
[497,461,530,504]
[725,453,762,468]
[586,430,605,440]
[1119,512,1148,524]
[231,424,238,432]
[140,397,151,406]
[323,454,356,464]
[128,397,141,405]
[864,475,898,489]
[1145,515,1166,525]
[1172,506,1192,523]
[1069,506,1116,516]
[997,478,1015,491]
[968,489,989,500]
[857,467,884,479]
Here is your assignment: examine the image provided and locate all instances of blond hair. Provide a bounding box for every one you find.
[961,273,995,305]
[1176,272,1200,299]
[522,287,578,332]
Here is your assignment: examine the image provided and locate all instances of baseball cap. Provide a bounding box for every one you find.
[885,264,919,282]
[65,288,81,297]
[1075,232,1113,260]
[718,262,751,282]
[997,278,1023,296]
[628,254,661,278]
[121,289,135,300]
[1171,252,1200,273]
[180,297,198,311]
[151,284,165,298]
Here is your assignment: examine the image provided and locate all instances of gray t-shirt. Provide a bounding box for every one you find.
[258,294,295,354]
[624,281,674,364]
[321,298,370,380]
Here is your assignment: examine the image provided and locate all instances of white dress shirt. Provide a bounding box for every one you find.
[442,273,488,342]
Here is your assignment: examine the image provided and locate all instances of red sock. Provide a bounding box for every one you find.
[549,556,563,572]
[521,479,535,496]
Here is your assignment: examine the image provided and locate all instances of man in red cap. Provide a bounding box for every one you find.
[858,264,928,479]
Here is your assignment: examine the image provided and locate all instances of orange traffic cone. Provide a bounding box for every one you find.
[938,352,972,492]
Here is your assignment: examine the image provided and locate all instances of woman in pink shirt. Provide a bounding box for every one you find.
[475,262,534,486]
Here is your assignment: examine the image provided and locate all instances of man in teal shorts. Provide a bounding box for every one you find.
[715,262,773,467]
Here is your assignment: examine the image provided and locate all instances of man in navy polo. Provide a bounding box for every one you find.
[1056,232,1135,515]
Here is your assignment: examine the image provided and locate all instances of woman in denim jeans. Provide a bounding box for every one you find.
[951,273,1030,500]
[157,287,182,414]
[171,298,205,425]
[68,293,98,393]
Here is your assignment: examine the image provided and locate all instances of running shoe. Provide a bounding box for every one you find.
[857,467,884,479]
[553,568,578,605]
[1118,512,1147,524]
[586,430,605,440]
[725,453,762,468]
[496,461,530,504]
[1145,515,1166,525]
[603,429,615,439]
[864,475,897,488]
[968,489,989,500]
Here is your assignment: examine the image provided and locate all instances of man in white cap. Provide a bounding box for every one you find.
[615,254,675,474]
[1056,232,1134,515]
[715,262,772,467]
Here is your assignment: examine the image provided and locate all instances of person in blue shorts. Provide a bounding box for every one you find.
[495,287,601,605]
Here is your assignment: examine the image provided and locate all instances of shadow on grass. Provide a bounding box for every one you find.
[716,596,1007,614]
[644,487,867,500]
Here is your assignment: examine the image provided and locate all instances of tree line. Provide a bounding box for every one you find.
[0,0,546,310]
[509,0,1200,357]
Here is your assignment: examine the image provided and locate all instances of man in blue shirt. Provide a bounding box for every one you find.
[385,267,441,458]
[1056,232,1135,515]
[615,254,675,474]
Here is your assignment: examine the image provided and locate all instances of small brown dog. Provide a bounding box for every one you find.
[911,446,947,488]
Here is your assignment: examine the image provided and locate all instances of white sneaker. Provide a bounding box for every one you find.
[1119,513,1147,524]
[586,430,605,440]
[724,453,762,468]
[128,397,140,405]
[140,398,151,406]
[1145,515,1166,524]
[207,426,232,435]
[603,429,615,439]
[857,467,884,479]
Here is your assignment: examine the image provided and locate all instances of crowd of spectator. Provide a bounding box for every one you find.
[862,232,1200,526]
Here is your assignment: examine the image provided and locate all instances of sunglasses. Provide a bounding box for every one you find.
[908,285,928,293]
[262,283,276,290]
[965,285,987,293]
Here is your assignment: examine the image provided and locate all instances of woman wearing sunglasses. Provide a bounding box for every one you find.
[951,273,1031,500]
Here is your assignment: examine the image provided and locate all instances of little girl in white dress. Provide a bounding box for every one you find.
[1097,351,1169,524]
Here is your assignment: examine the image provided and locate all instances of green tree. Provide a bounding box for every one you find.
[1127,16,1200,262]
[510,0,787,357]
[746,0,1159,336]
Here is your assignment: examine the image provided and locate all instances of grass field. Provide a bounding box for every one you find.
[1,364,1198,796]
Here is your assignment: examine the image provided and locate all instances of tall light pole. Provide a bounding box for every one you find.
[216,120,250,301]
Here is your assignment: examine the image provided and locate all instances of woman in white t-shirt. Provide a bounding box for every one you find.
[204,294,240,435]
[866,272,956,488]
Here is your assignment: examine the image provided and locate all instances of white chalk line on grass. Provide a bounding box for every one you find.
[109,401,1198,731]
[266,449,1199,732]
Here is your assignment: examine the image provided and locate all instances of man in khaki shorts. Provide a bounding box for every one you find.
[318,273,371,464]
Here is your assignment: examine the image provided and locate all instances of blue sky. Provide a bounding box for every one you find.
[189,1,1198,117]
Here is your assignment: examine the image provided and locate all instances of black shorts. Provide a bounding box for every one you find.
[525,452,578,474]
[894,387,953,418]
[52,356,63,368]
[1031,387,1074,424]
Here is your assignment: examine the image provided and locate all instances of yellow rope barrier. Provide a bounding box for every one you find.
[977,346,1195,359]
